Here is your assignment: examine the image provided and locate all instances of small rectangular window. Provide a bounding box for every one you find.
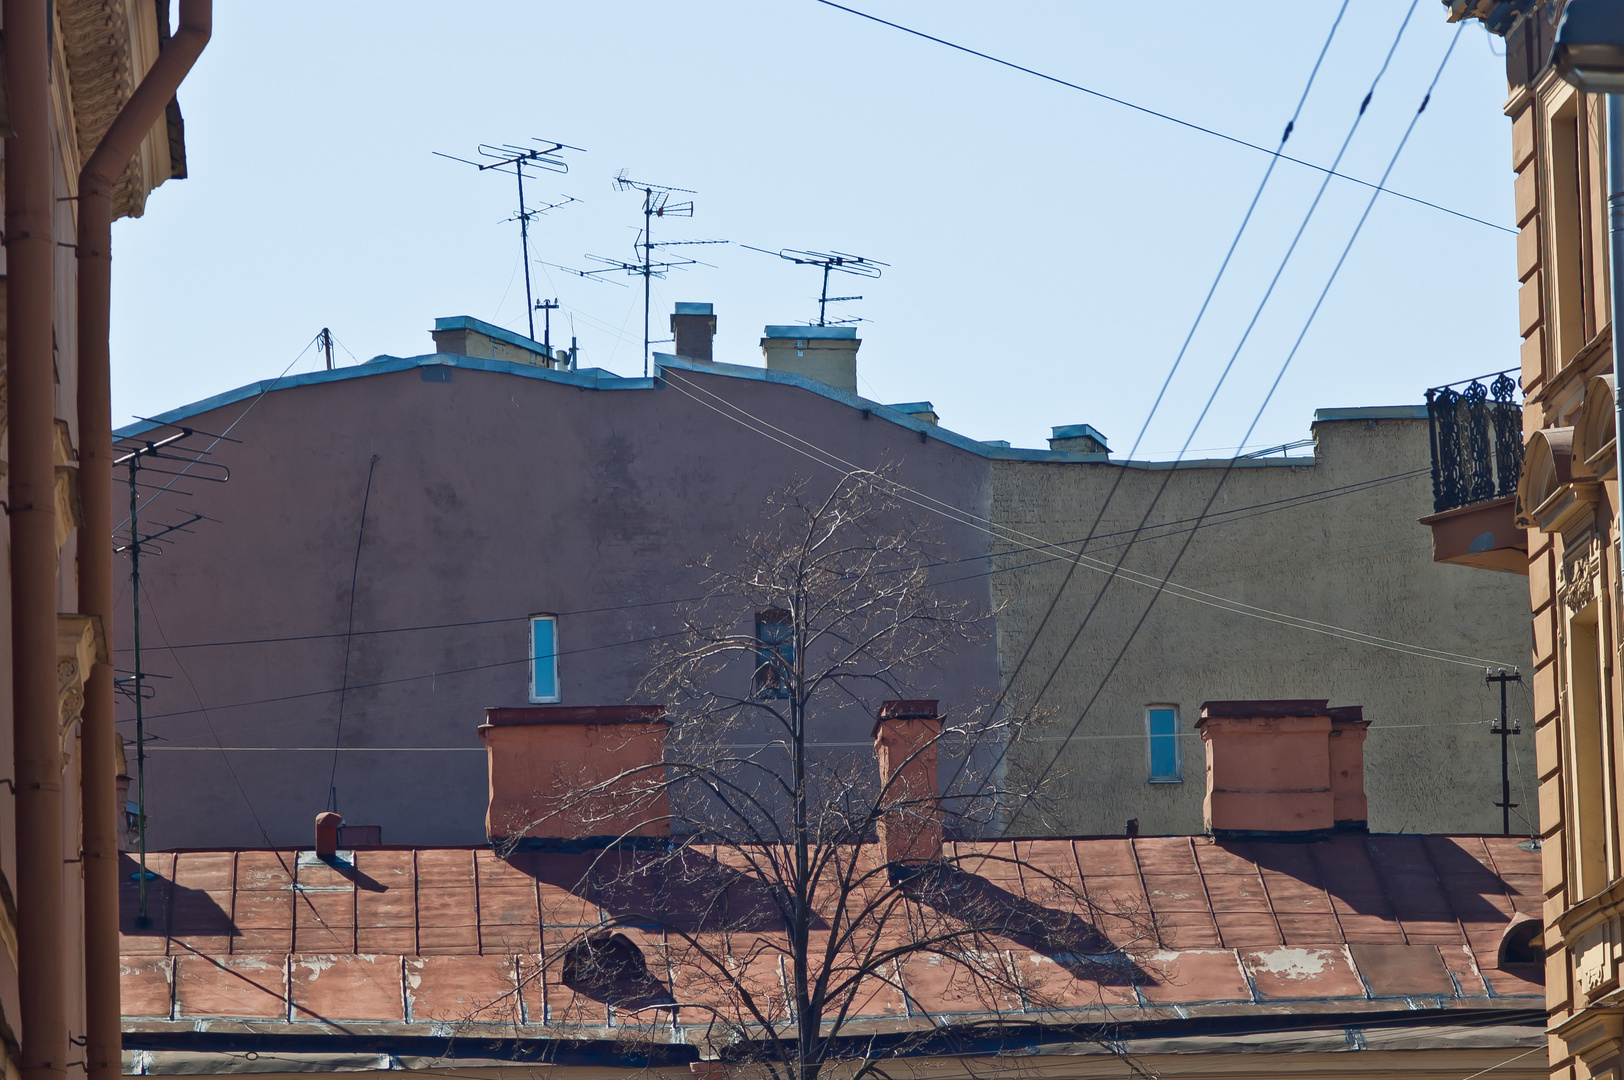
[530,615,560,703]
[1146,705,1181,783]
[755,608,793,700]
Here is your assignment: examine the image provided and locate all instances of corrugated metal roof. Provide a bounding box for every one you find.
[120,833,1541,1045]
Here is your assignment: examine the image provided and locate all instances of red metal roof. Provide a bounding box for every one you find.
[120,834,1542,1045]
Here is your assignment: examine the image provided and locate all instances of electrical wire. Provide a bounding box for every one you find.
[659,371,1510,670]
[104,466,1425,655]
[327,454,380,813]
[1011,21,1470,822]
[952,0,1354,760]
[115,330,325,534]
[810,0,1515,235]
[967,0,1425,792]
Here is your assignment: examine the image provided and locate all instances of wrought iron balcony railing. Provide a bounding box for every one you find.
[1425,369,1523,515]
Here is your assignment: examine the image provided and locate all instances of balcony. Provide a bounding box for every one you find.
[1419,370,1528,574]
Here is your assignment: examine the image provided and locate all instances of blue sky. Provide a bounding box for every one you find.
[110,1,1516,458]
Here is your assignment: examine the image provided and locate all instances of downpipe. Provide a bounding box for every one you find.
[76,6,211,1080]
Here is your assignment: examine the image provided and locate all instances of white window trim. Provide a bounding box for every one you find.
[529,614,561,704]
[1145,704,1182,784]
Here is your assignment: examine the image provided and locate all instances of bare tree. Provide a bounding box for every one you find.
[500,471,1156,1079]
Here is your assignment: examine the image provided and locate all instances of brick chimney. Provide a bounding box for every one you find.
[480,705,670,848]
[671,302,716,362]
[761,325,859,393]
[1198,700,1335,839]
[873,700,943,867]
[315,811,342,857]
[1328,706,1370,832]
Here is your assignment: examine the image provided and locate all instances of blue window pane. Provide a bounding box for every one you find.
[1148,708,1178,780]
[531,617,557,701]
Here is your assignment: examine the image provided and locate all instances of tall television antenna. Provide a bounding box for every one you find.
[112,422,231,927]
[743,247,888,326]
[560,171,725,376]
[433,139,583,340]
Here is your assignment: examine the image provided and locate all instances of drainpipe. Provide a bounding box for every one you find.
[1610,94,1624,544]
[6,0,66,1077]
[76,6,211,1080]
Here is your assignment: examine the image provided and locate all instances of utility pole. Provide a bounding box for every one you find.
[319,327,334,371]
[535,299,559,358]
[113,426,229,925]
[1487,667,1523,835]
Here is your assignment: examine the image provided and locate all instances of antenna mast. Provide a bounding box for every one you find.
[743,247,888,326]
[434,139,583,340]
[112,424,231,926]
[560,172,726,376]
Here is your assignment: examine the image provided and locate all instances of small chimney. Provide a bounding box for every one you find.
[888,402,938,425]
[430,315,555,368]
[315,811,342,857]
[873,700,943,867]
[1048,424,1110,454]
[671,303,716,362]
[1327,706,1370,831]
[1198,700,1334,839]
[480,705,670,848]
[761,325,859,393]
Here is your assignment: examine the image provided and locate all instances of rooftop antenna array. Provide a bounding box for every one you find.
[743,247,888,326]
[112,422,233,927]
[557,171,725,377]
[433,139,583,341]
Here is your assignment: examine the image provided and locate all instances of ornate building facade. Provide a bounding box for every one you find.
[1442,2,1624,1076]
[1,3,207,1080]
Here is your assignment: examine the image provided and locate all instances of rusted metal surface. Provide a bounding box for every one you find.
[120,834,1542,1039]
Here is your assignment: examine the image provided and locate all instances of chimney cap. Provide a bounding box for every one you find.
[1200,699,1329,722]
[1051,423,1110,448]
[873,700,940,735]
[674,302,714,316]
[482,705,667,730]
[763,325,857,341]
[1328,705,1367,725]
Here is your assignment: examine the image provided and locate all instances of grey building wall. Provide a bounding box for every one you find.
[988,410,1535,836]
[119,354,998,849]
[120,338,1535,850]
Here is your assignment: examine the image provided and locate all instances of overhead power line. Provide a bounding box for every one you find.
[1012,22,1472,820]
[810,0,1515,235]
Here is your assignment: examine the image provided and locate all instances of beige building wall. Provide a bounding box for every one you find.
[990,410,1534,836]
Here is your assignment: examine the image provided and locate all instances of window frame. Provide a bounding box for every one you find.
[1145,704,1182,784]
[754,608,793,700]
[529,614,561,704]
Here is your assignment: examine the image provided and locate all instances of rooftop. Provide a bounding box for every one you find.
[121,833,1540,1064]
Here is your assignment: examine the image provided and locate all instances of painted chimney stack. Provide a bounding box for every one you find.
[1198,699,1368,840]
[314,812,342,858]
[671,302,716,362]
[1328,706,1370,831]
[480,705,670,848]
[761,325,859,393]
[873,700,943,867]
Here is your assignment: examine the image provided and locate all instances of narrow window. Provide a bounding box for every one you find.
[1146,705,1181,783]
[755,608,793,700]
[530,615,560,703]
[1549,96,1589,369]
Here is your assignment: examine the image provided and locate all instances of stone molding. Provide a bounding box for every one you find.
[57,614,108,768]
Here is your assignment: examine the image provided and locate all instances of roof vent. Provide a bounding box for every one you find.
[1049,424,1110,454]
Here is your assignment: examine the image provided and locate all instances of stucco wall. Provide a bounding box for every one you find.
[119,359,998,848]
[989,413,1535,836]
